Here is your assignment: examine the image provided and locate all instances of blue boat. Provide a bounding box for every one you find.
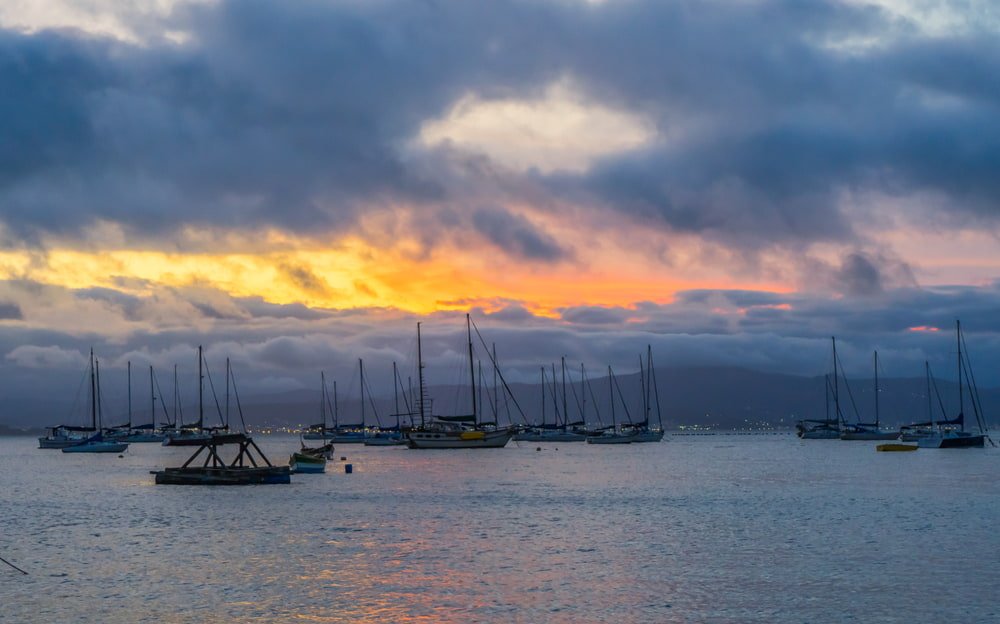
[56,351,130,454]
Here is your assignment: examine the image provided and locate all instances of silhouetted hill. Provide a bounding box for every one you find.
[4,366,995,430]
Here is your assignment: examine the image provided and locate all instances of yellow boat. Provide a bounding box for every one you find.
[876,443,918,452]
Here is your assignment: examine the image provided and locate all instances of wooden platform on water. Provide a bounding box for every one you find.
[153,433,290,485]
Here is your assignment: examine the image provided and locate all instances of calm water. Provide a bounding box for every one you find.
[1,434,998,623]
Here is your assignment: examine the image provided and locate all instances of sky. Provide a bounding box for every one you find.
[1,0,1000,421]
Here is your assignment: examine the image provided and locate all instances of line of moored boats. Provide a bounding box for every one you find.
[37,315,667,483]
[795,321,992,449]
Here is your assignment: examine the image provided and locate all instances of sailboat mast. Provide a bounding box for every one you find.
[874,351,879,428]
[89,349,96,430]
[359,359,366,427]
[824,374,830,421]
[926,362,934,428]
[581,363,586,425]
[639,353,647,424]
[467,314,477,423]
[150,365,156,430]
[197,345,204,430]
[492,344,498,421]
[173,364,179,428]
[417,323,425,427]
[320,371,326,427]
[95,358,103,430]
[334,380,339,428]
[561,356,567,432]
[957,319,964,427]
[127,360,132,430]
[649,345,662,430]
[551,363,559,427]
[609,366,616,428]
[540,366,546,426]
[393,362,400,430]
[225,357,231,430]
[832,337,841,424]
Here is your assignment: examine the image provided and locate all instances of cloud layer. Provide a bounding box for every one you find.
[2,1,1000,423]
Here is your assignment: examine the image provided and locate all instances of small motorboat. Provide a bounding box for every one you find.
[289,451,327,474]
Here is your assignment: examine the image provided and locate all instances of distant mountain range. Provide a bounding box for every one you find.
[5,365,994,432]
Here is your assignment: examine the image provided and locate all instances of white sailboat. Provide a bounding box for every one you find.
[796,374,841,439]
[106,362,166,443]
[515,362,587,442]
[62,355,129,454]
[162,346,225,446]
[38,349,99,449]
[406,315,515,449]
[587,366,638,445]
[918,321,989,449]
[839,350,900,441]
[631,345,666,443]
[364,362,408,446]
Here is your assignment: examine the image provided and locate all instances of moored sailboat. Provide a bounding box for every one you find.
[918,321,989,449]
[106,362,166,443]
[38,349,99,449]
[62,355,129,454]
[838,345,899,441]
[587,366,638,445]
[291,372,335,472]
[796,375,841,439]
[631,345,666,443]
[162,346,226,446]
[406,315,515,449]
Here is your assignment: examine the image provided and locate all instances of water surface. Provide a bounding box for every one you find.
[1,434,998,622]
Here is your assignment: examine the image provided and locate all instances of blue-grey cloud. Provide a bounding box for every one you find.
[0,0,996,257]
[471,207,565,261]
[0,301,22,319]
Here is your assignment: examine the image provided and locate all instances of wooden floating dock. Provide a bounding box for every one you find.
[154,433,290,485]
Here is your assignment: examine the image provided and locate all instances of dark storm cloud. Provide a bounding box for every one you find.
[0,301,22,319]
[237,296,333,321]
[471,207,566,261]
[560,305,630,325]
[7,277,1000,426]
[0,1,997,255]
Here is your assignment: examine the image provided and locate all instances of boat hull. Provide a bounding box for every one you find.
[876,444,918,452]
[840,430,900,441]
[363,436,407,446]
[109,432,166,443]
[162,433,215,446]
[798,429,841,439]
[289,453,327,473]
[62,441,129,453]
[406,428,513,449]
[631,429,665,443]
[514,431,588,442]
[303,430,366,443]
[587,433,637,445]
[918,433,985,449]
[38,436,89,449]
[154,466,291,485]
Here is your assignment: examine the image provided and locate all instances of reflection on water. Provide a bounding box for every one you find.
[2,435,999,622]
